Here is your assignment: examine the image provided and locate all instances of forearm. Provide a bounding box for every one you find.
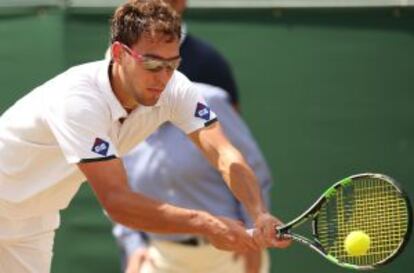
[105,189,219,236]
[239,174,273,228]
[218,148,268,221]
[80,159,222,236]
[79,158,259,251]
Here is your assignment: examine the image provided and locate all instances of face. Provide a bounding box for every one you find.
[164,0,186,15]
[115,35,180,106]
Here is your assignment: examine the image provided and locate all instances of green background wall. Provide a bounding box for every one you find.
[1,7,413,273]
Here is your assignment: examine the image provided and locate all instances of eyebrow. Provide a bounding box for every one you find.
[143,54,181,61]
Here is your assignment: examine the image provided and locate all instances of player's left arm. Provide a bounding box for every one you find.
[188,122,290,248]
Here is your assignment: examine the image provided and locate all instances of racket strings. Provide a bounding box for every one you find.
[316,178,409,266]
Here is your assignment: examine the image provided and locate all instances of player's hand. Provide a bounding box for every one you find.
[206,216,259,252]
[253,213,292,249]
[125,248,153,273]
[233,250,262,273]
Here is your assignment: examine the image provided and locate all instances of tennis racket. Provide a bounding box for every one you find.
[248,173,412,270]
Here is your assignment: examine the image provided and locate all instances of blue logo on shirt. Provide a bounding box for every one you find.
[92,138,109,156]
[194,103,211,121]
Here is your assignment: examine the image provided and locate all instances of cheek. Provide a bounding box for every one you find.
[122,60,137,81]
[126,64,146,88]
[135,69,153,88]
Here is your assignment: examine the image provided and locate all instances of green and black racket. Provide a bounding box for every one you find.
[249,173,412,270]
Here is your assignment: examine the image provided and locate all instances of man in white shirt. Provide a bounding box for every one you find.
[0,1,290,272]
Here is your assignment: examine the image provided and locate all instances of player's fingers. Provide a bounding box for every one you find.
[272,237,292,248]
[257,224,274,248]
[272,231,292,248]
[253,228,268,248]
[245,236,260,251]
[236,232,258,252]
[267,225,276,244]
[243,239,260,252]
[277,239,292,248]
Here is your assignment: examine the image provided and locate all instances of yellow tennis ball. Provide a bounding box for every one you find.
[344,231,370,256]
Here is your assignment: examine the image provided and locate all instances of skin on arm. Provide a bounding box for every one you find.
[189,122,291,249]
[77,158,258,252]
[189,122,265,219]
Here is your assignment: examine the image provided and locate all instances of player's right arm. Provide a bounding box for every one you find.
[78,158,258,252]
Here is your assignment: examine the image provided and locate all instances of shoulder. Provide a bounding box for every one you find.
[45,62,110,121]
[47,92,110,129]
[162,74,230,105]
[61,60,105,82]
[44,61,105,98]
[192,82,229,103]
[162,70,194,101]
[47,60,107,103]
[167,70,193,89]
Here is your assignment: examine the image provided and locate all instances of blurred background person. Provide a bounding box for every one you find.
[166,0,239,110]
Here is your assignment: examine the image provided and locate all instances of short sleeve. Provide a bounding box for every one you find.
[170,81,218,134]
[45,93,118,164]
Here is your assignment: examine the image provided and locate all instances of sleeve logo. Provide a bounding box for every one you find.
[91,138,109,156]
[194,102,211,121]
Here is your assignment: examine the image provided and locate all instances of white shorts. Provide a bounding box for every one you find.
[0,213,59,273]
[140,240,270,273]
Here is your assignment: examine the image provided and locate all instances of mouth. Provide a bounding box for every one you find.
[147,88,163,95]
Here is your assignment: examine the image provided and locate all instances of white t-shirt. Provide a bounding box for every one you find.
[0,60,217,219]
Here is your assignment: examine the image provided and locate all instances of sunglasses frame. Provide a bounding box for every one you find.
[117,42,181,72]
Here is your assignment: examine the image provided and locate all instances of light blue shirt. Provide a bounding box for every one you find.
[113,83,273,255]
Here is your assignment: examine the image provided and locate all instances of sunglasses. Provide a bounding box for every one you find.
[119,42,181,72]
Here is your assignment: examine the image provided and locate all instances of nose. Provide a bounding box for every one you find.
[154,67,174,84]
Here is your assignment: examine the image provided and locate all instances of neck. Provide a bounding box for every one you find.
[109,62,138,112]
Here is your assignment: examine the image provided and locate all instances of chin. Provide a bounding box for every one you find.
[134,92,159,106]
[139,98,159,106]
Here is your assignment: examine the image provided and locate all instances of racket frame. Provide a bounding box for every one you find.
[276,173,412,270]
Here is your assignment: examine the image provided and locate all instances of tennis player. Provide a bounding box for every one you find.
[0,1,289,272]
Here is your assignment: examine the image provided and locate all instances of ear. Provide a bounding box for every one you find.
[111,42,123,64]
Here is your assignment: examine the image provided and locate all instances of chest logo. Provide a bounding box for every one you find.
[92,138,109,156]
[194,102,211,121]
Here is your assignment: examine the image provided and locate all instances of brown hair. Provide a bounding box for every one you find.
[111,0,181,46]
